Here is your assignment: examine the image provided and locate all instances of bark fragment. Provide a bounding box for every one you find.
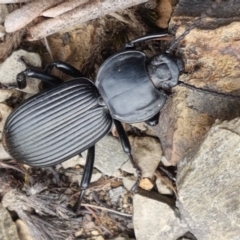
[4,0,64,33]
[28,0,148,40]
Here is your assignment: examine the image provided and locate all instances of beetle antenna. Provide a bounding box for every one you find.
[167,0,227,54]
[178,80,240,99]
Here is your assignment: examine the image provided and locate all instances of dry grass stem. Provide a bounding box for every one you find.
[81,203,132,217]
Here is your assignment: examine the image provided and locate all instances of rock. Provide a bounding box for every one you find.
[155,0,173,28]
[90,171,102,183]
[133,194,188,240]
[130,122,158,137]
[0,103,12,140]
[156,1,240,165]
[177,118,240,240]
[122,177,136,191]
[74,228,83,237]
[155,86,240,166]
[82,135,129,176]
[0,50,41,94]
[139,178,154,191]
[61,155,81,169]
[91,230,99,236]
[156,178,173,195]
[0,143,11,159]
[113,233,130,240]
[128,135,162,178]
[109,186,124,204]
[95,236,104,240]
[0,5,8,24]
[16,220,33,240]
[121,159,136,175]
[0,24,6,38]
[0,89,20,103]
[0,203,20,240]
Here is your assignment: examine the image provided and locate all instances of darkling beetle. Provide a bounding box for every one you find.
[2,33,182,211]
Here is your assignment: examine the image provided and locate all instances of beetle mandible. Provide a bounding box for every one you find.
[2,33,182,211]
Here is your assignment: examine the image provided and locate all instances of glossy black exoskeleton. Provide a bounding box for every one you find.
[2,33,182,211]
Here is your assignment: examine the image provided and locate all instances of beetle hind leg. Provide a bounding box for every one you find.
[114,120,141,193]
[73,145,95,213]
[44,61,85,78]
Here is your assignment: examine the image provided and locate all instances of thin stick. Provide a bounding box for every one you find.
[28,0,148,40]
[81,203,132,218]
[4,0,64,33]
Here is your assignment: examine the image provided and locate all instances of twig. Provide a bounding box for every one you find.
[81,203,132,218]
[85,206,102,224]
[41,0,88,18]
[0,160,26,174]
[28,0,148,40]
[4,0,64,33]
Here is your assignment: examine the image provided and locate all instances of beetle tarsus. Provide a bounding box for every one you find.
[73,190,85,213]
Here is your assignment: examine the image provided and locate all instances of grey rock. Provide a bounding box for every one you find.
[82,135,129,176]
[122,177,136,191]
[133,194,188,240]
[61,155,81,169]
[0,5,8,24]
[0,24,6,38]
[177,118,240,240]
[109,186,124,204]
[0,203,20,240]
[0,50,41,94]
[0,143,11,159]
[156,178,173,195]
[111,233,130,240]
[120,159,136,175]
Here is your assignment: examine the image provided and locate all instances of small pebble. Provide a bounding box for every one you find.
[91,230,99,236]
[95,236,104,240]
[75,228,84,237]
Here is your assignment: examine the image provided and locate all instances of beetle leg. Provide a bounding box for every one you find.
[74,145,95,212]
[44,61,85,78]
[114,119,141,193]
[145,112,160,126]
[17,68,63,89]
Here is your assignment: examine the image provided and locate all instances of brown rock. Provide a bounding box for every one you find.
[154,1,240,165]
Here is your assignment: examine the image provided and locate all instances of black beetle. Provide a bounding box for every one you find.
[2,33,182,211]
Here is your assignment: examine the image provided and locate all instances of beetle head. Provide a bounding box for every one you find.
[147,53,182,90]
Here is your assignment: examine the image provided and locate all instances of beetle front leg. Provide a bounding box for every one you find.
[73,145,95,212]
[114,119,141,192]
[44,61,85,78]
